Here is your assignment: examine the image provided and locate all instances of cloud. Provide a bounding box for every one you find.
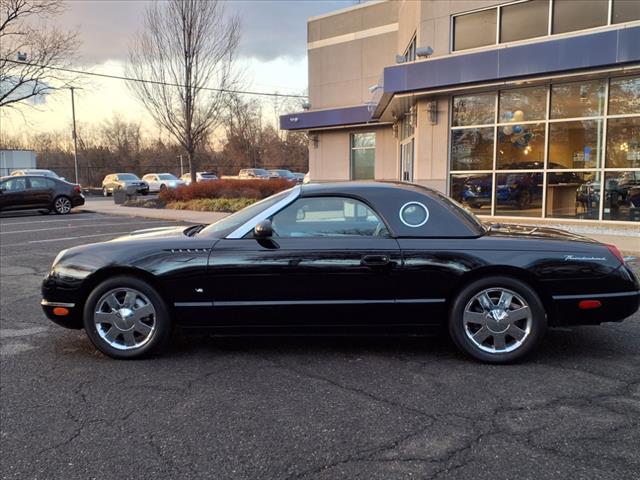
[58,0,353,65]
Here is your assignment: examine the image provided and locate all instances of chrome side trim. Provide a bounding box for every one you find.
[174,302,213,307]
[214,298,446,307]
[225,186,301,239]
[552,291,640,300]
[41,300,75,308]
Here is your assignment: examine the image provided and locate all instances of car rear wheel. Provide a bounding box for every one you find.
[53,196,72,215]
[449,276,546,363]
[83,276,172,359]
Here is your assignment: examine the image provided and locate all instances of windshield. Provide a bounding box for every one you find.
[199,189,293,238]
[270,170,293,177]
[253,169,268,176]
[158,174,178,180]
[118,174,139,180]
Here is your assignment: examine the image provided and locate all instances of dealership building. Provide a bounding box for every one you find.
[280,0,640,224]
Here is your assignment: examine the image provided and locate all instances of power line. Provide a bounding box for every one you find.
[2,58,308,99]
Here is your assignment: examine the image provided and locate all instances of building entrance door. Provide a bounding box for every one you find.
[400,138,414,182]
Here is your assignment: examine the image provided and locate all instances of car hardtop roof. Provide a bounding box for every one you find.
[300,180,438,198]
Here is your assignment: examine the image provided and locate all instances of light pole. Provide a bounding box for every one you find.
[69,87,79,184]
[178,154,184,176]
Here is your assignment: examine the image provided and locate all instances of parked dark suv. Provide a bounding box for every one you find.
[0,176,85,215]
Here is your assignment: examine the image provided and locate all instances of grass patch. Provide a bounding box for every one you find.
[166,198,256,213]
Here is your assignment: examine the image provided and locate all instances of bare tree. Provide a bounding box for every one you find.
[0,0,79,108]
[126,0,240,184]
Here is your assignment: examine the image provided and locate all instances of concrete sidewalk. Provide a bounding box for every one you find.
[82,198,639,254]
[81,197,228,224]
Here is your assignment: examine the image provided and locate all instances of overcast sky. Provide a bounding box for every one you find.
[4,0,355,138]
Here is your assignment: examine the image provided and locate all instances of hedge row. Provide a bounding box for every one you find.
[166,198,256,213]
[158,179,292,202]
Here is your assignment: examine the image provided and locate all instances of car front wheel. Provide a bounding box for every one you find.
[83,276,172,359]
[53,196,72,214]
[449,276,546,363]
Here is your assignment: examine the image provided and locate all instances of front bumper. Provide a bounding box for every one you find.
[41,299,83,329]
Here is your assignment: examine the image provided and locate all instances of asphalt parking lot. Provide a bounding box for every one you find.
[1,209,639,479]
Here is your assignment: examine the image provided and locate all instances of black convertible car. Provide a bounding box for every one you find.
[41,182,639,362]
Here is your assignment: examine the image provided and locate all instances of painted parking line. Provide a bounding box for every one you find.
[0,215,110,226]
[0,231,134,247]
[0,221,176,235]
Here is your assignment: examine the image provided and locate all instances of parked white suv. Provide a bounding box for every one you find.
[238,168,269,179]
[141,173,185,192]
[11,169,60,179]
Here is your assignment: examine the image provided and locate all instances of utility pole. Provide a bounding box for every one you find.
[70,87,79,184]
[178,154,184,176]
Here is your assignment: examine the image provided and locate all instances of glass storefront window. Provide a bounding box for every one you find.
[609,76,640,115]
[451,128,494,171]
[450,173,492,215]
[499,86,547,123]
[350,132,375,180]
[548,171,600,219]
[612,0,640,24]
[453,9,497,51]
[450,78,639,222]
[552,0,608,34]
[548,120,603,169]
[452,93,495,126]
[495,172,543,217]
[551,80,606,118]
[497,123,545,169]
[606,117,640,169]
[603,171,640,221]
[500,0,549,43]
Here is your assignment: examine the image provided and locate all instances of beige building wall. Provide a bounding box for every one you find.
[307,1,399,109]
[413,96,451,192]
[309,125,396,183]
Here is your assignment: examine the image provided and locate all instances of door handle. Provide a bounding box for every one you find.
[361,254,390,266]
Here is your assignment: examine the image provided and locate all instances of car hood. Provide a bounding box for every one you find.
[111,225,189,241]
[484,223,598,244]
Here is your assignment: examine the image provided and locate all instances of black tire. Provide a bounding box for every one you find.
[159,184,166,191]
[53,195,72,215]
[448,276,546,364]
[83,275,172,359]
[141,190,149,196]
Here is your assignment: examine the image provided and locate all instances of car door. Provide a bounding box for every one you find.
[0,177,28,211]
[26,177,54,208]
[206,195,402,329]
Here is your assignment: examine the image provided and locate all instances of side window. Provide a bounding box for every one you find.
[29,178,53,189]
[271,197,388,238]
[2,178,27,191]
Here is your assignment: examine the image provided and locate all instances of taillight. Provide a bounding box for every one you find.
[74,185,81,193]
[606,244,625,265]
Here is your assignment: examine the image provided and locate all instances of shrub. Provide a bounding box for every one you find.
[159,179,291,203]
[166,198,256,212]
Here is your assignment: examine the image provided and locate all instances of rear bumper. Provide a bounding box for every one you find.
[551,290,640,325]
[72,195,85,207]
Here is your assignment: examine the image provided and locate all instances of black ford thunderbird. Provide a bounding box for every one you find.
[42,182,640,362]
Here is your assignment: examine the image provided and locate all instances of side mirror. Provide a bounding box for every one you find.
[254,219,273,238]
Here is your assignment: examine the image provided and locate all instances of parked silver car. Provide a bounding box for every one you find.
[102,173,149,196]
[141,173,186,192]
[238,168,270,179]
[180,171,218,185]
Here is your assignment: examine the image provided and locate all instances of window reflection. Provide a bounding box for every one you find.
[495,172,543,217]
[603,171,640,221]
[552,0,608,34]
[451,128,494,170]
[548,120,602,169]
[497,123,545,169]
[548,171,600,219]
[609,76,640,115]
[551,80,606,118]
[606,117,640,169]
[453,93,495,126]
[450,173,492,214]
[499,86,547,123]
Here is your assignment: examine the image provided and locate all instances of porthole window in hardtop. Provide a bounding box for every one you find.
[271,197,388,238]
[399,202,429,227]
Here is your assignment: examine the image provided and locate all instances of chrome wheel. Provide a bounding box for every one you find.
[54,196,72,214]
[463,287,532,354]
[94,288,156,350]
